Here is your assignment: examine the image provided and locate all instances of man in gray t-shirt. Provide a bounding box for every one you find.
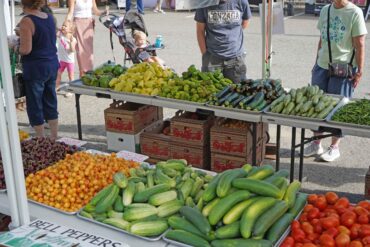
[195,0,252,83]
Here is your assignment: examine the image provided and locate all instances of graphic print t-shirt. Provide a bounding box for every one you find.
[195,0,252,59]
[316,3,367,69]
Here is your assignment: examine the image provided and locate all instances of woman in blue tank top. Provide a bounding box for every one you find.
[18,0,59,140]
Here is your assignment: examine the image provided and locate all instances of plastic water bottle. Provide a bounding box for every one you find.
[155,35,163,48]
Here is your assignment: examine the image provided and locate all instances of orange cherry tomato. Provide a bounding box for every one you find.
[308,194,319,205]
[321,217,340,230]
[351,224,362,239]
[341,211,358,228]
[358,214,369,224]
[315,196,328,211]
[335,197,350,210]
[309,208,321,220]
[335,232,351,247]
[302,222,315,235]
[359,225,370,238]
[337,225,351,235]
[319,233,336,247]
[350,240,364,247]
[326,192,339,205]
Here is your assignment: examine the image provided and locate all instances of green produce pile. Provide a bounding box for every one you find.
[209,79,284,111]
[270,85,339,119]
[332,99,370,126]
[79,159,214,238]
[158,65,233,103]
[165,165,306,247]
[81,64,127,88]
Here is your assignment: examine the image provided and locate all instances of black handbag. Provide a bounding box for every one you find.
[327,4,355,78]
[13,72,26,99]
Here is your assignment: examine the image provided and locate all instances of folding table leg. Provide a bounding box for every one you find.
[75,94,82,140]
[299,129,305,182]
[276,125,281,171]
[252,122,257,166]
[290,127,296,182]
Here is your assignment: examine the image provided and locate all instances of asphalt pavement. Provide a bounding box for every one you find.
[13,5,370,202]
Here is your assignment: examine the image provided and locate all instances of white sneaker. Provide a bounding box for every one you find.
[303,142,324,157]
[320,146,340,162]
[64,92,73,98]
[159,9,166,14]
[153,9,158,13]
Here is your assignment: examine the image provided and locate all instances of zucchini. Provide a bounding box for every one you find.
[218,92,234,105]
[224,92,240,106]
[232,178,281,198]
[285,102,295,115]
[272,101,284,113]
[301,101,313,113]
[288,192,308,217]
[239,95,255,108]
[254,100,267,111]
[211,239,272,247]
[232,95,246,107]
[253,200,289,239]
[266,213,294,244]
[217,168,247,197]
[215,221,241,239]
[130,220,168,237]
[208,190,251,225]
[180,206,211,235]
[240,197,277,239]
[223,197,259,225]
[248,92,265,109]
[283,180,301,208]
[134,184,171,203]
[295,92,303,104]
[95,185,120,214]
[215,85,232,99]
[165,230,211,247]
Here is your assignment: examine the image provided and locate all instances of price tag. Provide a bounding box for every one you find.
[57,137,87,147]
[116,150,149,162]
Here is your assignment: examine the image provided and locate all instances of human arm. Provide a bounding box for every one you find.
[242,20,249,29]
[315,37,322,63]
[69,37,77,53]
[351,35,365,88]
[66,0,75,21]
[18,17,34,55]
[241,0,252,29]
[92,0,106,16]
[196,22,207,55]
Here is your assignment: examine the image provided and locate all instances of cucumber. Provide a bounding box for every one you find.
[165,230,211,247]
[312,94,320,105]
[232,178,281,198]
[283,94,292,106]
[290,89,297,101]
[180,206,211,235]
[211,239,272,247]
[95,185,120,214]
[102,218,130,231]
[247,165,274,180]
[208,190,251,225]
[240,197,277,239]
[270,94,285,107]
[202,198,220,217]
[224,92,240,106]
[122,181,136,206]
[248,92,265,109]
[217,168,247,198]
[157,199,183,218]
[285,102,295,115]
[134,184,171,203]
[277,178,289,200]
[266,213,295,244]
[252,200,289,239]
[114,195,124,212]
[263,169,289,183]
[316,105,333,119]
[168,216,207,239]
[80,210,93,219]
[215,85,232,99]
[288,192,308,217]
[301,101,313,113]
[283,180,301,208]
[272,101,284,113]
[223,197,259,225]
[122,206,158,221]
[232,95,246,107]
[113,172,128,189]
[90,184,113,206]
[215,221,241,239]
[295,92,303,104]
[181,178,194,199]
[254,100,267,111]
[218,92,234,105]
[130,220,168,237]
[239,95,255,108]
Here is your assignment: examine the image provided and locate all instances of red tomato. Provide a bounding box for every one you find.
[311,219,323,234]
[358,201,370,211]
[324,227,340,238]
[321,217,340,230]
[302,222,315,235]
[358,214,369,224]
[308,208,321,220]
[326,192,339,205]
[292,220,301,230]
[350,240,364,247]
[324,208,338,216]
[292,228,307,243]
[319,234,336,247]
[341,211,358,228]
[281,236,295,247]
[336,197,350,210]
[316,196,328,211]
[295,244,304,247]
[307,232,319,241]
[355,206,370,216]
[304,204,315,213]
[308,194,319,204]
[302,243,317,247]
[300,213,309,223]
[337,225,351,235]
[351,224,362,239]
[335,233,351,247]
[363,236,370,245]
[359,225,370,238]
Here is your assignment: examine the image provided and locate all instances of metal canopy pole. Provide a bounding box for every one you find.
[0,2,30,226]
[262,0,267,79]
[11,0,15,32]
[267,0,273,78]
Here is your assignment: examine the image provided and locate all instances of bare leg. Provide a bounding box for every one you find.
[56,70,62,90]
[68,71,74,82]
[313,131,322,144]
[33,124,45,138]
[47,119,59,140]
[331,136,341,148]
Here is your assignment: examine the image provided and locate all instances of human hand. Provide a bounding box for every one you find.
[7,35,19,49]
[351,71,362,88]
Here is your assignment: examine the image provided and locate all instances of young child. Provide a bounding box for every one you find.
[56,20,76,97]
[133,30,165,67]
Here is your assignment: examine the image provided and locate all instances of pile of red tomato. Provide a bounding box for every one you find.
[281,192,370,247]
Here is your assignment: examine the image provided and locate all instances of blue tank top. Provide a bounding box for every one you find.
[22,14,59,79]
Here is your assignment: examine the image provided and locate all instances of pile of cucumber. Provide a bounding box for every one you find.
[79,159,214,238]
[165,165,307,247]
[270,85,339,119]
[209,79,284,111]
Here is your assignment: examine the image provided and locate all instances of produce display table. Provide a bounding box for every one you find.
[0,193,169,247]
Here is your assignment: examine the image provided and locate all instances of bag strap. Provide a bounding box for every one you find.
[349,49,355,65]
[327,4,332,63]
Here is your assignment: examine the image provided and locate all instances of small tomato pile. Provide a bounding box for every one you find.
[281,192,370,247]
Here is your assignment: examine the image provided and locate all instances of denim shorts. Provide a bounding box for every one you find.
[311,63,356,98]
[24,70,58,126]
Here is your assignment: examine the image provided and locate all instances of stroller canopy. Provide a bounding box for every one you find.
[124,10,148,37]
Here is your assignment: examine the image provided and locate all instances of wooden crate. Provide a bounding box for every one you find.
[365,167,370,199]
[140,120,171,161]
[170,111,214,147]
[104,101,163,134]
[170,142,210,170]
[210,118,264,158]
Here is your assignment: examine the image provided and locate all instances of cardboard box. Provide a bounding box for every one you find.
[106,131,141,152]
[170,111,214,147]
[104,101,163,134]
[170,142,210,170]
[140,120,171,161]
[365,167,370,199]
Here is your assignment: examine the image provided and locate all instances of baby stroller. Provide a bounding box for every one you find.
[99,10,164,66]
